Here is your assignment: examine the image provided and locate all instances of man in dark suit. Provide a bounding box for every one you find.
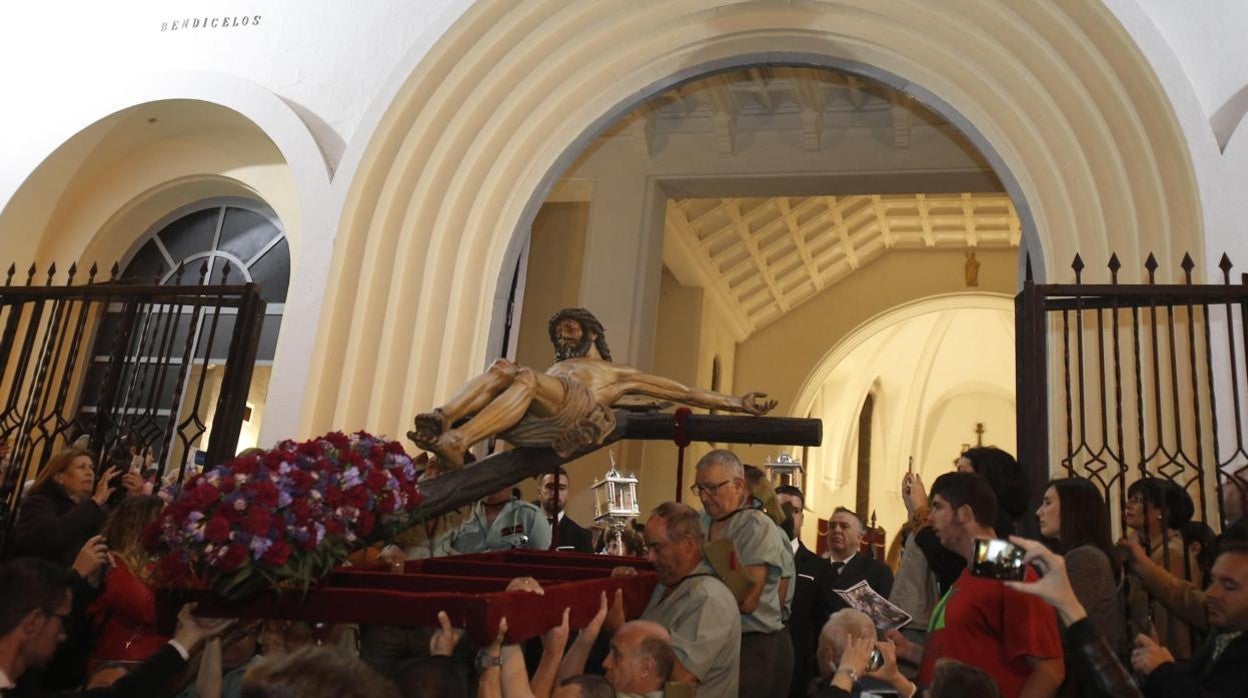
[776,485,830,698]
[0,558,229,697]
[539,467,593,553]
[821,507,894,618]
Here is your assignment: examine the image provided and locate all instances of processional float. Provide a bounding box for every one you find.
[156,308,821,642]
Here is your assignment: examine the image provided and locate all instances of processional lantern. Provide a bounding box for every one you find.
[591,450,639,524]
[764,452,803,488]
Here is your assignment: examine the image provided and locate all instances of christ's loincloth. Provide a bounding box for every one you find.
[501,375,616,457]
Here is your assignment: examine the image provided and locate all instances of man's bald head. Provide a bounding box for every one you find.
[603,620,675,693]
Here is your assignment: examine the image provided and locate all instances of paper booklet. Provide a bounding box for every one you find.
[833,579,913,631]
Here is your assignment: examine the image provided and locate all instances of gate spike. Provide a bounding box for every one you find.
[1024,252,1034,282]
[197,260,209,282]
[5,263,15,286]
[1107,253,1121,284]
[66,262,77,285]
[1180,253,1195,284]
[1144,252,1158,284]
[220,263,232,283]
[1071,253,1085,283]
[1220,253,1233,284]
[26,263,37,285]
[88,262,99,283]
[45,262,56,285]
[173,261,187,284]
[110,262,120,280]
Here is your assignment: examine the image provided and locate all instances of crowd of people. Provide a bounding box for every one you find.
[0,441,1246,698]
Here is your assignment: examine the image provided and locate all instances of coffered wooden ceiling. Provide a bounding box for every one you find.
[663,193,1020,339]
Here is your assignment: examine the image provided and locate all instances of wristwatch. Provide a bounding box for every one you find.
[475,649,503,671]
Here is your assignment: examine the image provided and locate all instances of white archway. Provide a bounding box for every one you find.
[0,72,333,445]
[306,0,1204,440]
[792,292,1016,539]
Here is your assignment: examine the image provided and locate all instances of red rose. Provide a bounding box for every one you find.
[262,539,291,567]
[357,510,375,536]
[324,485,344,506]
[386,441,407,455]
[232,456,260,476]
[250,480,280,507]
[188,483,220,509]
[288,470,314,489]
[241,509,273,536]
[219,476,237,494]
[377,491,397,512]
[324,519,345,535]
[203,516,231,543]
[345,486,368,509]
[365,468,388,491]
[219,542,248,571]
[297,441,323,457]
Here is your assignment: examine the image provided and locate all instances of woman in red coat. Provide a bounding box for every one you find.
[87,495,168,672]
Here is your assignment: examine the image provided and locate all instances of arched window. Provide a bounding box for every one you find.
[79,199,288,463]
[856,393,875,515]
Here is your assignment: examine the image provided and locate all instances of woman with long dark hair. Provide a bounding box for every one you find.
[1035,478,1125,656]
[13,448,121,566]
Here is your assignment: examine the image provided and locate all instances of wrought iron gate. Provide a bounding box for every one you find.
[0,262,265,551]
[1016,252,1248,532]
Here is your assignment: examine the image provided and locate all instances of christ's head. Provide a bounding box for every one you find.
[547,308,612,362]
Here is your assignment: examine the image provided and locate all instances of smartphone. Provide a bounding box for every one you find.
[971,538,1028,581]
[907,456,913,475]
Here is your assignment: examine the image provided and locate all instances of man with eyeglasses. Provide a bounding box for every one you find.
[0,557,230,696]
[694,449,793,698]
[639,501,740,696]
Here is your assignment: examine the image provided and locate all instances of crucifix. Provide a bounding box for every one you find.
[955,422,987,465]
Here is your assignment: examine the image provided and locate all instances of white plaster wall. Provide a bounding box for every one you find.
[0,1,470,183]
[799,300,1016,548]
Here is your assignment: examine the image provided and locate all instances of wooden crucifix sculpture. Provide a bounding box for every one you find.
[409,307,778,469]
[408,308,820,520]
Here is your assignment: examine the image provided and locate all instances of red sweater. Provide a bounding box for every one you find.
[86,555,169,667]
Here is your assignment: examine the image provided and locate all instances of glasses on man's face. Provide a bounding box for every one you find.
[691,479,731,496]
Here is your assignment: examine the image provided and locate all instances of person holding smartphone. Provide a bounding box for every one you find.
[887,472,1064,698]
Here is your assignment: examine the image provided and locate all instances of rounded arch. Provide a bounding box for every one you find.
[792,293,1016,420]
[310,0,1204,438]
[0,72,336,445]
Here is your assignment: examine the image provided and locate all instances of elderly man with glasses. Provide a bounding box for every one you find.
[694,449,794,698]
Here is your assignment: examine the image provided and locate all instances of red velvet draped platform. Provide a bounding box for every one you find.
[164,550,656,645]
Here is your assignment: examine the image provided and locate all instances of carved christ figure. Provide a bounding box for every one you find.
[408,308,777,468]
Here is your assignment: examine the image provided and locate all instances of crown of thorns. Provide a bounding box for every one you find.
[547,307,612,362]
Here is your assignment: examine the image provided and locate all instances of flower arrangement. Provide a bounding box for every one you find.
[148,431,422,599]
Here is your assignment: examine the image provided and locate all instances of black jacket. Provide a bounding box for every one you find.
[8,644,187,697]
[551,515,594,553]
[11,486,105,567]
[820,553,895,616]
[1143,627,1248,697]
[789,542,829,697]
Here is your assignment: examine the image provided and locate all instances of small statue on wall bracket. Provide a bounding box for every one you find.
[965,250,981,287]
[408,307,777,468]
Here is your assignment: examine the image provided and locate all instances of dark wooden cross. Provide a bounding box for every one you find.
[974,422,985,447]
[415,411,822,521]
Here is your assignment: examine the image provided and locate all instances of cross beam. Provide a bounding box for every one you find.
[414,412,821,521]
